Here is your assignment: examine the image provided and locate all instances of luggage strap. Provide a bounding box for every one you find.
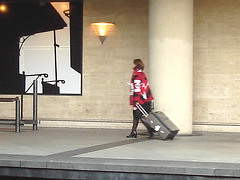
[136,103,149,118]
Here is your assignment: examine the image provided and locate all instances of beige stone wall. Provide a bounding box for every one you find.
[0,0,148,129]
[193,0,240,132]
[3,0,240,133]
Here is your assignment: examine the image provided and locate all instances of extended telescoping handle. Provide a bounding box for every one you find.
[136,103,149,118]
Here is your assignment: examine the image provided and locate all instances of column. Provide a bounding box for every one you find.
[149,0,193,134]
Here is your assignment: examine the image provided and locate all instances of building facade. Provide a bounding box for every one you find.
[1,0,240,134]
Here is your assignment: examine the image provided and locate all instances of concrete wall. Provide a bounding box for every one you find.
[0,0,148,129]
[193,0,240,132]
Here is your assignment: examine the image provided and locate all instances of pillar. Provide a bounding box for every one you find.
[149,0,193,134]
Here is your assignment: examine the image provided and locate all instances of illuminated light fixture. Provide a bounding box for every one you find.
[0,4,7,13]
[91,22,114,44]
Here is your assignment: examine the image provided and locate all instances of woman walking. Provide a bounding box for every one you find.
[127,59,154,138]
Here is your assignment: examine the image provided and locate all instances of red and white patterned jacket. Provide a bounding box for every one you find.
[130,69,154,110]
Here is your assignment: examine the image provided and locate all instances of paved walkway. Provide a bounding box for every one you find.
[0,127,240,179]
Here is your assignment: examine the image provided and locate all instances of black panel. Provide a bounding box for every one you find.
[70,1,83,74]
[0,2,67,36]
[0,35,25,94]
[42,82,60,95]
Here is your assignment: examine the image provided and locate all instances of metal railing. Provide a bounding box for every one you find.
[21,72,48,131]
[0,97,21,132]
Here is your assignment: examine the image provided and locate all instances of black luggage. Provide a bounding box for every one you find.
[136,104,179,140]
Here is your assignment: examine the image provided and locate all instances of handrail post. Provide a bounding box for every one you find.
[15,97,20,133]
[20,94,23,121]
[21,71,25,122]
[33,79,38,131]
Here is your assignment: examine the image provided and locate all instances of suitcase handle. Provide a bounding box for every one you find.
[136,103,149,118]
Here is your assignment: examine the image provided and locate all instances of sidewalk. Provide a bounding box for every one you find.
[0,127,240,179]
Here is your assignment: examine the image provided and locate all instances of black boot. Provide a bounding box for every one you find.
[127,117,139,138]
[126,130,137,138]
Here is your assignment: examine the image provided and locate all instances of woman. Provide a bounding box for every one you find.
[127,59,154,138]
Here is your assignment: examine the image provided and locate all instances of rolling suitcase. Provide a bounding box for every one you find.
[136,104,179,140]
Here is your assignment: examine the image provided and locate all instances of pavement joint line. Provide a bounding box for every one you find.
[45,137,149,158]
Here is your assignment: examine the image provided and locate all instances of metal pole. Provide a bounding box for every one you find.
[20,94,23,121]
[33,79,38,131]
[53,30,59,86]
[15,97,20,133]
[21,71,25,122]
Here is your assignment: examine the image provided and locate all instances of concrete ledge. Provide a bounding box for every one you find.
[1,157,240,179]
[0,167,228,180]
[193,124,240,133]
[38,120,146,130]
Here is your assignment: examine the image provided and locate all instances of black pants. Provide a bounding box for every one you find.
[132,101,152,132]
[133,101,151,120]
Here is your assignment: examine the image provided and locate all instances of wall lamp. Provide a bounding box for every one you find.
[0,4,7,13]
[91,22,114,44]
